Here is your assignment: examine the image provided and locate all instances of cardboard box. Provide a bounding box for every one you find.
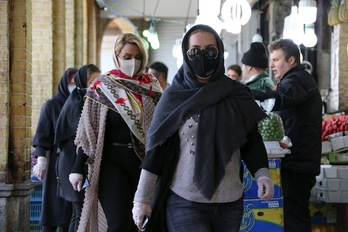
[340,179,348,191]
[337,166,348,179]
[243,159,282,198]
[317,165,338,179]
[322,141,332,154]
[316,189,341,202]
[309,201,337,224]
[316,178,340,191]
[240,198,284,232]
[340,191,348,202]
[330,137,345,151]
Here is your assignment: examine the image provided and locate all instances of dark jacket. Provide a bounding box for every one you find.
[32,68,76,226]
[253,65,322,175]
[245,72,274,92]
[55,65,93,202]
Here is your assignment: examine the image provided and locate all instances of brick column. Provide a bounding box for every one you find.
[31,0,54,134]
[0,0,37,231]
[66,0,76,68]
[0,0,10,183]
[53,0,66,91]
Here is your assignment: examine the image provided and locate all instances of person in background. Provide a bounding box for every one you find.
[241,42,274,92]
[132,24,274,232]
[227,64,242,81]
[148,61,169,90]
[55,64,101,232]
[32,67,77,232]
[69,33,162,232]
[251,39,322,232]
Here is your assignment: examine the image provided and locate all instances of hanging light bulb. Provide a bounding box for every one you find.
[221,0,251,34]
[224,51,229,59]
[194,0,222,34]
[302,23,317,47]
[142,20,160,50]
[283,6,304,45]
[298,0,317,24]
[252,29,263,43]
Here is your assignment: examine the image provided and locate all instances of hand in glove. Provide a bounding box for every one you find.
[32,156,47,180]
[257,176,274,200]
[132,202,152,231]
[69,173,83,192]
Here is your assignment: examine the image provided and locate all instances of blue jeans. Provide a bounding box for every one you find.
[166,191,243,232]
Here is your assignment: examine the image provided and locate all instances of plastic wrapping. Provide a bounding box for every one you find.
[258,112,285,141]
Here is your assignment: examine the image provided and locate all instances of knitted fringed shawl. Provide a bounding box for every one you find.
[75,98,108,232]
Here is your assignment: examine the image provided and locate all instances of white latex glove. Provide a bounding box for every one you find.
[257,176,274,200]
[132,202,152,231]
[32,156,47,180]
[69,173,83,192]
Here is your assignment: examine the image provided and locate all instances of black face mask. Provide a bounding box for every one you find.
[187,47,219,78]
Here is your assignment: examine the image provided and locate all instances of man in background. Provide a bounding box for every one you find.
[148,61,169,90]
[251,39,322,232]
[241,42,274,92]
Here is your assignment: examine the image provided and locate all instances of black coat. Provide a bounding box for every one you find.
[32,99,72,226]
[56,137,86,202]
[32,68,76,226]
[273,65,322,175]
[55,64,93,203]
[252,65,322,175]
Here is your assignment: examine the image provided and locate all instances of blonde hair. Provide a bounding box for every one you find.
[113,33,148,74]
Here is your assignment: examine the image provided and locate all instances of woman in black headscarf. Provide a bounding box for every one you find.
[55,64,101,232]
[32,67,77,232]
[132,24,275,232]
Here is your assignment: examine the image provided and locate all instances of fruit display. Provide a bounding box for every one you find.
[258,112,285,141]
[322,114,348,141]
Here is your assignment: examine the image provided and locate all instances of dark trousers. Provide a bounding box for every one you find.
[281,169,316,232]
[166,191,243,232]
[68,202,83,232]
[98,148,141,232]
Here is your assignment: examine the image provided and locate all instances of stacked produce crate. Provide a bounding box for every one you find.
[30,177,42,231]
[307,113,348,231]
[239,112,288,232]
[315,114,348,203]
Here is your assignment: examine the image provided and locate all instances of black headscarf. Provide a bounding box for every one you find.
[52,67,77,105]
[55,64,96,145]
[146,24,266,199]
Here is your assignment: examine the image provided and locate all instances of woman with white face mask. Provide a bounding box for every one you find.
[68,33,162,232]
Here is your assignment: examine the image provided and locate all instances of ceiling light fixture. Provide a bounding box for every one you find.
[194,0,222,35]
[221,0,251,34]
[298,0,317,24]
[283,5,304,45]
[142,19,160,49]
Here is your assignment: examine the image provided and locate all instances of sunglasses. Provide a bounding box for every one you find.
[187,47,219,61]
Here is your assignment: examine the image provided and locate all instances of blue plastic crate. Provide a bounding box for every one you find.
[30,201,42,221]
[30,183,42,202]
[29,221,42,232]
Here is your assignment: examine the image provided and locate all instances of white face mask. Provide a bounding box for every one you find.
[68,85,76,93]
[118,58,142,77]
